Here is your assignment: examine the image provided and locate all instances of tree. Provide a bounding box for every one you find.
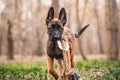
[7,20,14,59]
[105,0,119,60]
[52,0,59,17]
[34,0,44,56]
[2,0,15,60]
[0,12,2,55]
[93,0,104,54]
[76,0,88,60]
[0,27,2,55]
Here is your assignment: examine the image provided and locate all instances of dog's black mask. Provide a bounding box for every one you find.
[47,23,63,41]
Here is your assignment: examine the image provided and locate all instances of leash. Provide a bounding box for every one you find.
[57,34,81,80]
[57,34,75,75]
[63,50,75,75]
[63,50,81,80]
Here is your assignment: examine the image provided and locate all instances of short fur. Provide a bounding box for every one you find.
[46,7,89,80]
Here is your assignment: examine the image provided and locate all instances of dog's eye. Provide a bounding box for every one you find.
[57,25,63,30]
[59,27,63,31]
[48,27,54,31]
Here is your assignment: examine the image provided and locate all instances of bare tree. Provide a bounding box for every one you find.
[2,0,15,60]
[105,0,119,60]
[7,20,14,59]
[34,0,44,56]
[0,13,2,55]
[93,0,104,54]
[76,0,88,60]
[0,27,2,55]
[52,0,59,17]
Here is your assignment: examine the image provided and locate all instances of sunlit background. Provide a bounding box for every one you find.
[0,0,120,61]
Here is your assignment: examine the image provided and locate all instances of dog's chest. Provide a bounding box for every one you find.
[47,43,63,59]
[47,29,73,59]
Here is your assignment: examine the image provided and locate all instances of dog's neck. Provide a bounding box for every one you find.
[48,40,58,48]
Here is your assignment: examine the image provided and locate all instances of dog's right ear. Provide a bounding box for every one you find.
[46,7,54,25]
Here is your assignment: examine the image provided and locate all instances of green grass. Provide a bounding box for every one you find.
[0,60,120,80]
[76,60,120,80]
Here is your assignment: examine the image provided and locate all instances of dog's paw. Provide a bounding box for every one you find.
[69,74,83,80]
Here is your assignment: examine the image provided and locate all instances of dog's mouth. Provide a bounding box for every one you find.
[49,34,61,41]
[53,37,61,41]
[57,39,69,51]
[50,37,61,42]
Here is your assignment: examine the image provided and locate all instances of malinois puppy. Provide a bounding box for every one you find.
[46,7,89,80]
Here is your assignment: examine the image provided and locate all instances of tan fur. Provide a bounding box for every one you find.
[46,7,75,80]
[46,7,89,80]
[46,25,75,80]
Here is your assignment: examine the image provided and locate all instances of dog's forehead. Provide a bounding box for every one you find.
[51,18,61,24]
[48,18,62,27]
[52,18,60,22]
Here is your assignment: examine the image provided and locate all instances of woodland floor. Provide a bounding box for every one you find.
[0,54,107,63]
[0,59,120,80]
[0,54,120,80]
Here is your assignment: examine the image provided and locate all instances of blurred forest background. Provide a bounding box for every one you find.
[0,0,120,61]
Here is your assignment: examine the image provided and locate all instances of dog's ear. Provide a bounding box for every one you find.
[46,7,54,25]
[59,8,67,26]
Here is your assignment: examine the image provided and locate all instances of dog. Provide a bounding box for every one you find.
[45,7,89,80]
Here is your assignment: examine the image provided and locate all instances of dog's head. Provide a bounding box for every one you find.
[46,7,67,42]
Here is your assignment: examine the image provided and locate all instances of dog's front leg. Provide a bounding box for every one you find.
[47,55,58,80]
[57,59,64,79]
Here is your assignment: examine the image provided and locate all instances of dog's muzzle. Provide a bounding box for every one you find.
[52,30,61,41]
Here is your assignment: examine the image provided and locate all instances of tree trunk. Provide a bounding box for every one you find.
[52,0,59,17]
[34,0,44,56]
[7,20,14,60]
[0,27,2,55]
[93,0,104,54]
[0,13,2,55]
[76,0,88,60]
[35,28,44,56]
[105,0,119,60]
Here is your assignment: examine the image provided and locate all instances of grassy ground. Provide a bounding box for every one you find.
[0,60,120,80]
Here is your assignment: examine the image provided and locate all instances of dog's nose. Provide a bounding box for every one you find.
[53,31,61,40]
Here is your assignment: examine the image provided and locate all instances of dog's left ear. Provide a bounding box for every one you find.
[59,8,67,26]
